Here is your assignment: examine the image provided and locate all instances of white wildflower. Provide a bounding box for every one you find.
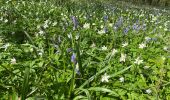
[83,23,90,29]
[162,56,166,61]
[146,89,152,94]
[100,25,104,29]
[109,23,113,27]
[98,30,105,35]
[111,48,118,56]
[38,49,44,56]
[44,20,49,24]
[163,46,168,51]
[152,16,157,21]
[120,53,126,62]
[92,23,96,25]
[101,46,107,51]
[101,73,110,83]
[38,30,44,35]
[2,43,10,51]
[61,13,64,16]
[113,26,118,30]
[139,43,146,49]
[144,66,150,69]
[119,77,124,82]
[43,20,49,28]
[90,42,96,48]
[122,42,128,47]
[52,22,57,26]
[11,32,15,35]
[38,52,43,56]
[11,58,16,64]
[134,57,143,65]
[75,35,79,40]
[4,19,8,23]
[164,28,168,31]
[145,37,151,41]
[67,33,72,39]
[159,26,162,29]
[43,23,48,29]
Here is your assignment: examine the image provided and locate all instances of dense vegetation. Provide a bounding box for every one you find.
[0,0,170,99]
[122,0,170,6]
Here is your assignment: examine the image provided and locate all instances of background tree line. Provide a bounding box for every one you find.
[28,0,170,7]
[122,0,170,6]
[79,0,170,7]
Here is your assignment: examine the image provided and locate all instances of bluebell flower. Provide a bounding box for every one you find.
[71,16,78,30]
[135,20,139,24]
[151,38,157,41]
[132,23,138,30]
[67,48,72,53]
[103,15,108,22]
[118,17,123,25]
[104,26,108,33]
[71,53,76,64]
[133,23,141,32]
[123,27,129,35]
[119,17,123,21]
[114,17,123,29]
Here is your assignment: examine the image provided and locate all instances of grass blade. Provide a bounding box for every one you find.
[79,64,111,89]
[73,95,87,100]
[75,88,91,100]
[88,87,119,96]
[21,67,30,100]
[109,66,132,78]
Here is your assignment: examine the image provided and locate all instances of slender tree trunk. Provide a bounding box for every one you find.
[165,0,167,6]
[149,0,153,5]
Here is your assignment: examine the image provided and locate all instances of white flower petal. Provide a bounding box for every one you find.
[101,73,110,83]
[120,53,126,62]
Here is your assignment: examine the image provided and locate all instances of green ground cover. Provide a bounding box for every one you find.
[0,0,170,99]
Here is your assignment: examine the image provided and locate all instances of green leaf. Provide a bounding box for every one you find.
[75,88,91,100]
[21,67,30,100]
[73,95,87,100]
[11,91,19,100]
[109,66,132,77]
[88,87,118,96]
[79,64,111,89]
